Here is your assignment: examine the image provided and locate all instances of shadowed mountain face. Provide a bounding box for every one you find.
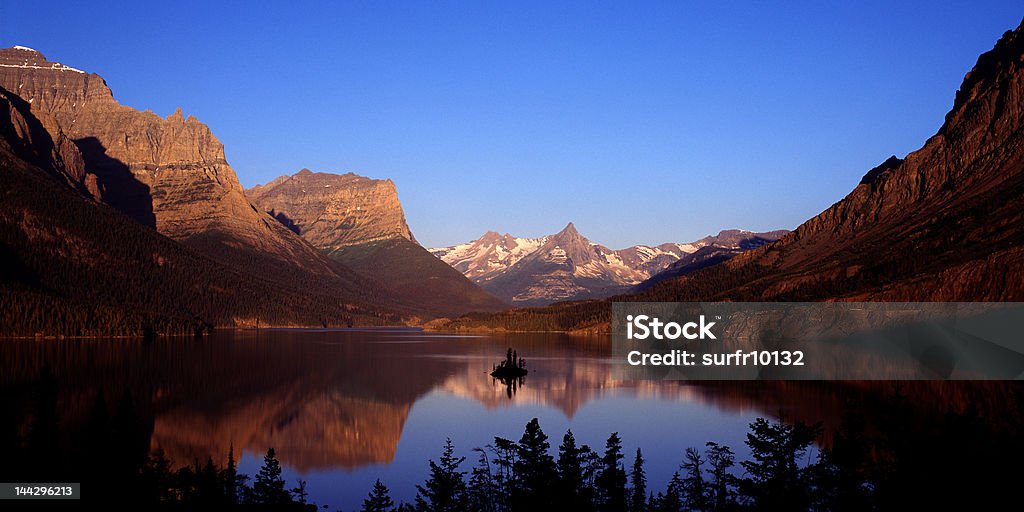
[247,169,507,316]
[0,86,399,335]
[432,224,786,306]
[0,46,383,313]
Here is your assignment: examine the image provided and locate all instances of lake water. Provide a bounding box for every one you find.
[1,328,1018,510]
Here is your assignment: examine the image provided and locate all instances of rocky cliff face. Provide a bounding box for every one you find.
[0,46,352,283]
[247,169,507,315]
[640,19,1024,302]
[0,85,401,335]
[433,224,786,305]
[246,169,415,251]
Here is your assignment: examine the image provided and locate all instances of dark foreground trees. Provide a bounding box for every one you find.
[388,416,840,512]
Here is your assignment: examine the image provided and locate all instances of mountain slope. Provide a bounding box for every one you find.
[433,224,786,306]
[0,86,397,336]
[327,237,508,316]
[637,230,788,291]
[247,169,506,316]
[438,19,1024,332]
[639,20,1024,303]
[0,46,380,308]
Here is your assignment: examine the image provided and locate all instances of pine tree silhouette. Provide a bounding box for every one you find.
[557,429,590,510]
[513,418,557,510]
[415,438,467,512]
[253,447,290,505]
[630,448,647,512]
[224,444,238,504]
[363,479,396,512]
[597,432,627,512]
[740,418,821,511]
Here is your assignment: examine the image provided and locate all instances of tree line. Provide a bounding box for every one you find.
[359,416,853,512]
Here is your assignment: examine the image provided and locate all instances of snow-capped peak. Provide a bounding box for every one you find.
[12,46,37,52]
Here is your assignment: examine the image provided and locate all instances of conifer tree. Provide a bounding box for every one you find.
[513,418,556,509]
[415,438,467,512]
[363,479,396,512]
[630,448,647,512]
[253,448,290,505]
[597,432,627,512]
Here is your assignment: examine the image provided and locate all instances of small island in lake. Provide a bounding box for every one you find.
[491,348,528,379]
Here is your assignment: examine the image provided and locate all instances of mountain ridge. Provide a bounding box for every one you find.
[431,223,787,305]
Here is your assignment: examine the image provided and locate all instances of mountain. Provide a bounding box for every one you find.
[0,85,397,336]
[432,223,786,306]
[438,18,1024,332]
[0,46,382,310]
[246,169,416,249]
[246,169,507,316]
[636,20,1024,303]
[431,231,550,282]
[637,229,788,290]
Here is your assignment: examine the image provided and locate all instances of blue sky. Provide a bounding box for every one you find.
[2,2,1021,248]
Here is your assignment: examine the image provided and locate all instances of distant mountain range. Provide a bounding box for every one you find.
[439,19,1024,332]
[431,224,787,305]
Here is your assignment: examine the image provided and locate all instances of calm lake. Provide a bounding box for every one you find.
[1,328,1020,510]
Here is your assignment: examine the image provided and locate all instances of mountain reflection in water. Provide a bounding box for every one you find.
[1,329,1021,509]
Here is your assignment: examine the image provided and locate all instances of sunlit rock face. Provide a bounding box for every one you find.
[246,168,508,316]
[247,169,416,251]
[0,46,351,281]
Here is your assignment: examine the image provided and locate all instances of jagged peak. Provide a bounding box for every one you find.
[167,107,184,123]
[558,222,580,236]
[941,17,1024,135]
[478,230,503,243]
